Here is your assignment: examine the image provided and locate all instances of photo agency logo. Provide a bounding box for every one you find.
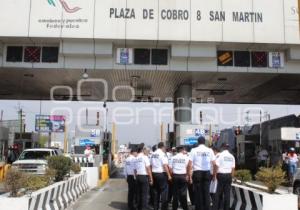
[48,0,81,13]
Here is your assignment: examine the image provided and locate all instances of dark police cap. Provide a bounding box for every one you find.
[197,136,206,144]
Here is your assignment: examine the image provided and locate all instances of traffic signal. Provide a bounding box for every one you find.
[103,141,110,155]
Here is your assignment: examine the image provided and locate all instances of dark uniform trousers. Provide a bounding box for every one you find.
[152,172,168,210]
[192,170,211,210]
[213,173,232,210]
[168,179,173,203]
[136,175,150,210]
[172,174,189,210]
[127,175,137,210]
[188,183,194,206]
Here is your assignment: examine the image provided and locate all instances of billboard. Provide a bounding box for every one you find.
[35,115,65,133]
[0,0,300,44]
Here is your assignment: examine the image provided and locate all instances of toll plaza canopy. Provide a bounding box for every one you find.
[1,0,300,104]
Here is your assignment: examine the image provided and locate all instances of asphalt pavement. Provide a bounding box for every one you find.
[0,183,5,195]
[68,179,127,210]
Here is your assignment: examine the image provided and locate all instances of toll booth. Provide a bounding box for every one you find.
[14,132,39,153]
[175,124,217,146]
[269,127,300,165]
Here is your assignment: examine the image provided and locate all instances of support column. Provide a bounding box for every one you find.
[174,84,192,123]
[174,84,192,146]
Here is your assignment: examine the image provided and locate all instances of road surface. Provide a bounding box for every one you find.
[68,178,127,210]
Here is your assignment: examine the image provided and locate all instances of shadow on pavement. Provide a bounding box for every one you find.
[108,201,127,209]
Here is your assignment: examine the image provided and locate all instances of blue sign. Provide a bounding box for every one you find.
[120,49,130,64]
[184,137,198,145]
[79,139,95,146]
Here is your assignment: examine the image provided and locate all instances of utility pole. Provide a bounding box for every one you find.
[0,110,3,121]
[64,120,68,153]
[19,109,24,142]
[245,111,251,126]
[38,101,42,147]
[160,123,164,142]
[259,110,262,146]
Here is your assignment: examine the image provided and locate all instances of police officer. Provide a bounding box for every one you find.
[125,147,138,210]
[134,143,154,210]
[150,142,172,210]
[169,146,190,210]
[167,147,177,204]
[213,143,235,210]
[189,136,216,210]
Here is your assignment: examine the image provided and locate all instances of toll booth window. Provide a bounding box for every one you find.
[251,51,268,68]
[6,46,23,62]
[24,46,41,63]
[134,48,150,64]
[217,51,233,66]
[234,51,250,67]
[151,49,168,65]
[42,47,59,63]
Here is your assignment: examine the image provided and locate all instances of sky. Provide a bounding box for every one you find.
[0,100,300,146]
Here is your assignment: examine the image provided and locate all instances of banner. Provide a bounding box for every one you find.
[0,0,300,44]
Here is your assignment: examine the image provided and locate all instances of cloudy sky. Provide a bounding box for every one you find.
[0,100,300,146]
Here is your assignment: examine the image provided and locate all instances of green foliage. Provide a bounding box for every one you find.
[4,168,27,197]
[25,176,49,191]
[71,163,81,174]
[234,169,252,183]
[255,165,286,194]
[47,155,72,182]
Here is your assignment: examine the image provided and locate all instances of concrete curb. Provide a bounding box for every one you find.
[0,172,89,210]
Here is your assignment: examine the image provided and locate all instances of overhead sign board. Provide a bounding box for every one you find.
[1,0,300,44]
[35,115,65,133]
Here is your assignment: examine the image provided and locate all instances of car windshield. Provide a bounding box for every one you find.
[18,151,51,160]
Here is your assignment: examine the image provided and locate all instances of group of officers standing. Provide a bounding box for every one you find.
[124,136,235,210]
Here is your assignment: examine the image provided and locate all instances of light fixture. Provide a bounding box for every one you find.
[130,75,140,88]
[82,69,89,79]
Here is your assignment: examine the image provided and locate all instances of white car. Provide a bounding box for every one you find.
[12,148,58,175]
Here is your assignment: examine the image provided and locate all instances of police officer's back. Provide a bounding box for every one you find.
[189,136,216,210]
[150,142,172,210]
[134,143,153,210]
[169,146,190,210]
[213,143,235,210]
[125,148,137,210]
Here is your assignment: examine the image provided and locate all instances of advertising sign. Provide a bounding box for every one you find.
[35,115,65,133]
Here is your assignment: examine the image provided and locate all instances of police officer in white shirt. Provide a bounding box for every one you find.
[213,143,235,210]
[125,147,138,210]
[150,142,172,210]
[189,136,216,210]
[134,143,154,210]
[169,146,191,210]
